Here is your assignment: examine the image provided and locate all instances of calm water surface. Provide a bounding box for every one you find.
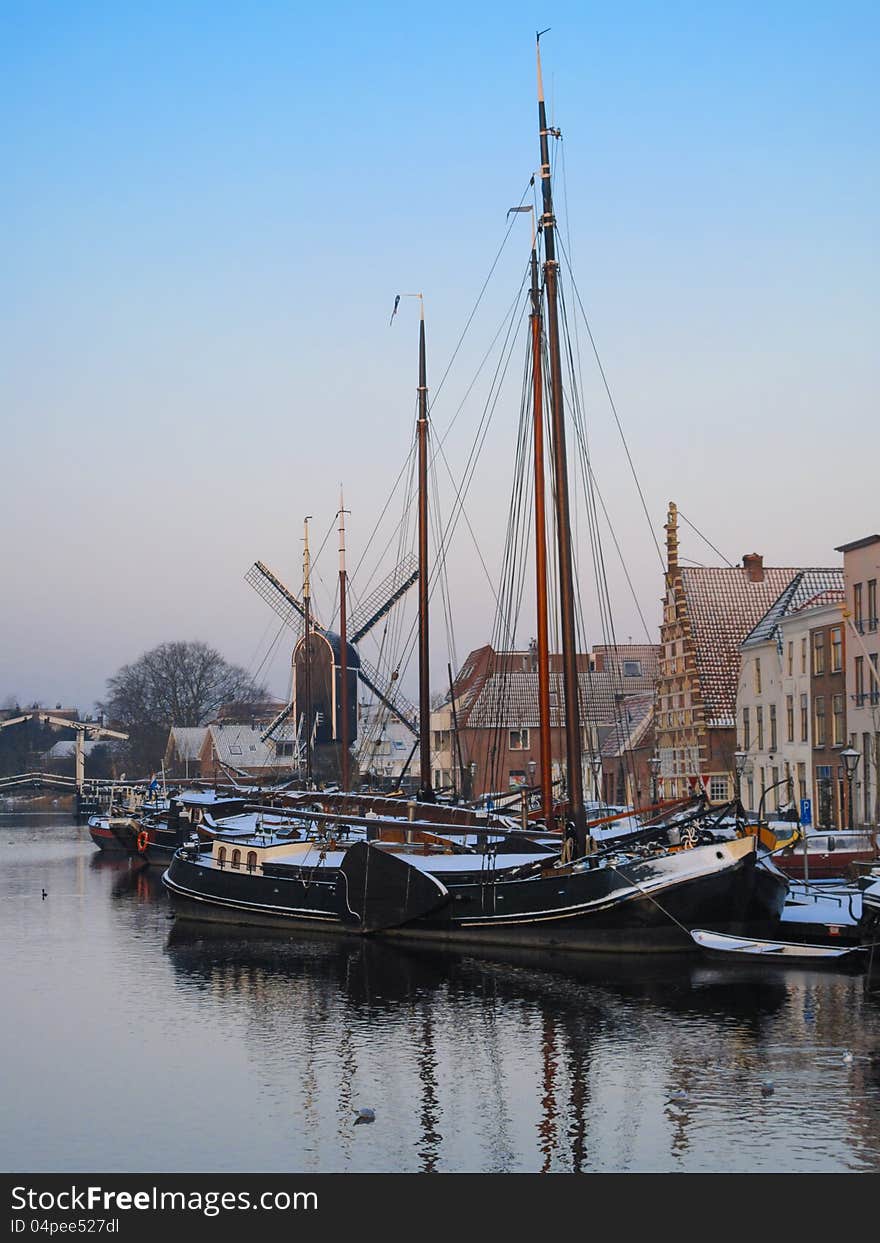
[2,815,880,1173]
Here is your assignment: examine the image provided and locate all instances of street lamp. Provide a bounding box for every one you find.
[840,747,860,831]
[733,750,750,807]
[648,755,662,804]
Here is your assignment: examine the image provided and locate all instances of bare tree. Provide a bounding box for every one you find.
[99,640,268,771]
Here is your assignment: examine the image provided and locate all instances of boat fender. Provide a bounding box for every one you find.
[137,830,149,853]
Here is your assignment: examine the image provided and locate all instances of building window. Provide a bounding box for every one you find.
[800,693,809,743]
[830,627,843,673]
[797,761,807,802]
[756,706,764,750]
[754,658,762,695]
[787,641,793,677]
[433,730,450,750]
[623,660,642,677]
[786,695,794,743]
[770,704,778,752]
[854,583,864,630]
[746,776,754,809]
[801,637,807,674]
[275,741,293,757]
[812,632,825,676]
[814,697,826,747]
[869,580,878,630]
[742,707,750,750]
[833,694,845,746]
[508,770,526,787]
[856,655,865,705]
[872,654,880,705]
[709,775,729,802]
[509,728,530,750]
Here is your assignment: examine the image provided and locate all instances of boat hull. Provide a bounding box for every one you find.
[163,836,773,954]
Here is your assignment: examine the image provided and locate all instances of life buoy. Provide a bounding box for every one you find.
[137,830,149,853]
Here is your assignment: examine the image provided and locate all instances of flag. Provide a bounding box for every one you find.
[389,294,400,325]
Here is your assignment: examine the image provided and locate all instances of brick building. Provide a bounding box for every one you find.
[656,501,814,804]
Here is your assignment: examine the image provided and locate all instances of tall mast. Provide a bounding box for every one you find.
[302,514,313,786]
[536,34,588,855]
[417,299,435,802]
[338,488,350,791]
[529,221,554,826]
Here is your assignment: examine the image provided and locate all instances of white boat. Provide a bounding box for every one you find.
[690,927,866,964]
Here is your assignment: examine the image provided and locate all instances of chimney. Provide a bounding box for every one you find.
[742,553,764,583]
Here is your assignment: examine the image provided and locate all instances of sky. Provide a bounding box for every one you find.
[2,1,878,715]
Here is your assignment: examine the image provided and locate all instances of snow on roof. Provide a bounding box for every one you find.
[679,565,805,727]
[206,723,292,769]
[742,569,844,647]
[167,727,208,761]
[463,669,656,729]
[599,694,655,759]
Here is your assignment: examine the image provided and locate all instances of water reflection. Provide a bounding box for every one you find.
[161,918,814,1172]
[4,824,879,1173]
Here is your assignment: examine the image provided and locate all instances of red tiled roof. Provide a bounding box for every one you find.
[679,566,802,727]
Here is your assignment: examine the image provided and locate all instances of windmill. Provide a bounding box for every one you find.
[244,556,420,772]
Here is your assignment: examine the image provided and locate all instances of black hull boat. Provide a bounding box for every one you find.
[162,833,782,954]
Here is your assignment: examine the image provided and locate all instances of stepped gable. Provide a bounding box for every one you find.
[679,565,802,727]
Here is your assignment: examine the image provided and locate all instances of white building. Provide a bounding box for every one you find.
[737,570,843,814]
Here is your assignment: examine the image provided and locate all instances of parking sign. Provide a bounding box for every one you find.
[800,798,812,826]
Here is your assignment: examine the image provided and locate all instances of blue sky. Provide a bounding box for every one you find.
[2,1,877,712]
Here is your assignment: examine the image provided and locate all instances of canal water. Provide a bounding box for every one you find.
[2,815,880,1174]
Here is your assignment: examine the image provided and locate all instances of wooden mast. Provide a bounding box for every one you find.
[338,489,350,792]
[303,514,313,787]
[416,298,435,802]
[536,34,588,856]
[529,222,554,826]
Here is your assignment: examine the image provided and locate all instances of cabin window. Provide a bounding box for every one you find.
[217,846,227,868]
[232,849,242,870]
[247,851,258,872]
[509,728,530,750]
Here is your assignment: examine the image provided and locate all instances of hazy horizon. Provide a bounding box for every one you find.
[3,2,877,717]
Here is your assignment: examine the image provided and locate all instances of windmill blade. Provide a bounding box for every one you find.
[349,554,418,644]
[246,561,326,634]
[357,656,419,738]
[259,701,295,743]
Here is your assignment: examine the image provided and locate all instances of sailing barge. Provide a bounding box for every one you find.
[163,36,787,952]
